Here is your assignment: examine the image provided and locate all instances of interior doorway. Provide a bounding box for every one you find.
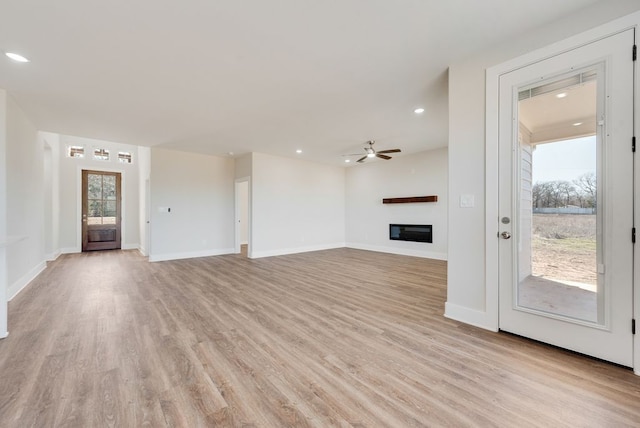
[235,178,250,257]
[82,170,122,251]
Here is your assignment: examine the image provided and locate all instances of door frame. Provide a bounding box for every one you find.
[76,166,126,252]
[486,15,640,373]
[234,177,251,257]
[82,169,122,251]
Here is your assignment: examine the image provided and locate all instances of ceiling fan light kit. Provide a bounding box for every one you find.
[343,140,401,163]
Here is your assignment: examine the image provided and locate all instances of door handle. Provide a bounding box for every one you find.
[500,231,511,239]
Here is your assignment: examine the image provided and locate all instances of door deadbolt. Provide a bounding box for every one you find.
[500,231,511,239]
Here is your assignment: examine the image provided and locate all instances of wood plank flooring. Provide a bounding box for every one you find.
[0,248,639,427]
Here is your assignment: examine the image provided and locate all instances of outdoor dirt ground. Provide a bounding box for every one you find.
[531,214,596,285]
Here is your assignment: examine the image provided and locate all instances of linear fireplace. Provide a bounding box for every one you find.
[389,224,432,243]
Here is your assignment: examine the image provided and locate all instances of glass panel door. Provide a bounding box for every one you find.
[516,74,601,324]
[82,170,122,251]
[497,29,634,367]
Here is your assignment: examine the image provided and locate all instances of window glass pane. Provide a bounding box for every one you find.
[68,146,84,158]
[88,174,102,199]
[94,148,110,161]
[516,74,600,324]
[103,176,116,200]
[88,200,103,224]
[118,152,132,163]
[103,201,117,224]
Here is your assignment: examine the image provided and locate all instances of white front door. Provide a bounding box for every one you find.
[498,29,634,366]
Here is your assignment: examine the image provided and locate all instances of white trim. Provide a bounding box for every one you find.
[122,243,139,251]
[0,247,7,340]
[61,246,80,254]
[234,177,251,256]
[45,250,61,261]
[149,247,235,262]
[8,261,46,300]
[346,242,447,261]
[143,178,150,258]
[250,243,345,259]
[77,166,127,251]
[484,58,501,332]
[444,302,499,332]
[486,11,640,371]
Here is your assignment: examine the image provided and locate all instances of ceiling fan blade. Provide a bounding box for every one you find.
[356,156,367,163]
[376,149,401,154]
[376,153,392,160]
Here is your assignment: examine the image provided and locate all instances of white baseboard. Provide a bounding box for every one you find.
[138,246,148,257]
[149,247,235,262]
[0,331,8,339]
[345,242,447,261]
[45,250,62,261]
[61,244,139,254]
[8,261,47,301]
[444,302,498,332]
[250,242,346,259]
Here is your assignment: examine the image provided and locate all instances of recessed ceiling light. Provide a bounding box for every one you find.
[414,107,425,114]
[5,52,29,63]
[296,149,302,154]
[556,92,567,98]
[572,122,583,126]
[345,159,351,163]
[228,151,234,156]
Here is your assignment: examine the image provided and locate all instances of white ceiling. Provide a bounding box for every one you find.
[520,81,596,144]
[0,0,605,166]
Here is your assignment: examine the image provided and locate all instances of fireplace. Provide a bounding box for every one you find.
[389,224,432,243]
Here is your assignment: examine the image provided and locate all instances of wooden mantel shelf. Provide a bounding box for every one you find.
[382,195,438,204]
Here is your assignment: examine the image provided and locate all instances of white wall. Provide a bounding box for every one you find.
[5,95,45,299]
[149,148,235,261]
[251,152,345,258]
[346,148,448,260]
[234,154,252,253]
[138,146,151,256]
[57,135,141,253]
[41,132,60,260]
[0,89,7,337]
[238,181,249,244]
[0,90,6,240]
[446,2,640,329]
[235,154,252,179]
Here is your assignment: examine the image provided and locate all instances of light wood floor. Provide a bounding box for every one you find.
[0,249,639,427]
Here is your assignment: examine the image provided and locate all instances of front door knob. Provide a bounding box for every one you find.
[501,231,511,239]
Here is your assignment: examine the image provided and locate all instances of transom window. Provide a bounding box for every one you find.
[118,151,132,164]
[93,148,110,161]
[68,145,85,158]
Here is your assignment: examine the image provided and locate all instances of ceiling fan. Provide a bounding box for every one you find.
[343,140,401,163]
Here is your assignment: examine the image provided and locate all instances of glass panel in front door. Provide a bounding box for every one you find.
[87,173,117,226]
[516,67,603,325]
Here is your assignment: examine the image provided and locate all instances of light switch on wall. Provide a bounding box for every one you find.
[460,194,475,208]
